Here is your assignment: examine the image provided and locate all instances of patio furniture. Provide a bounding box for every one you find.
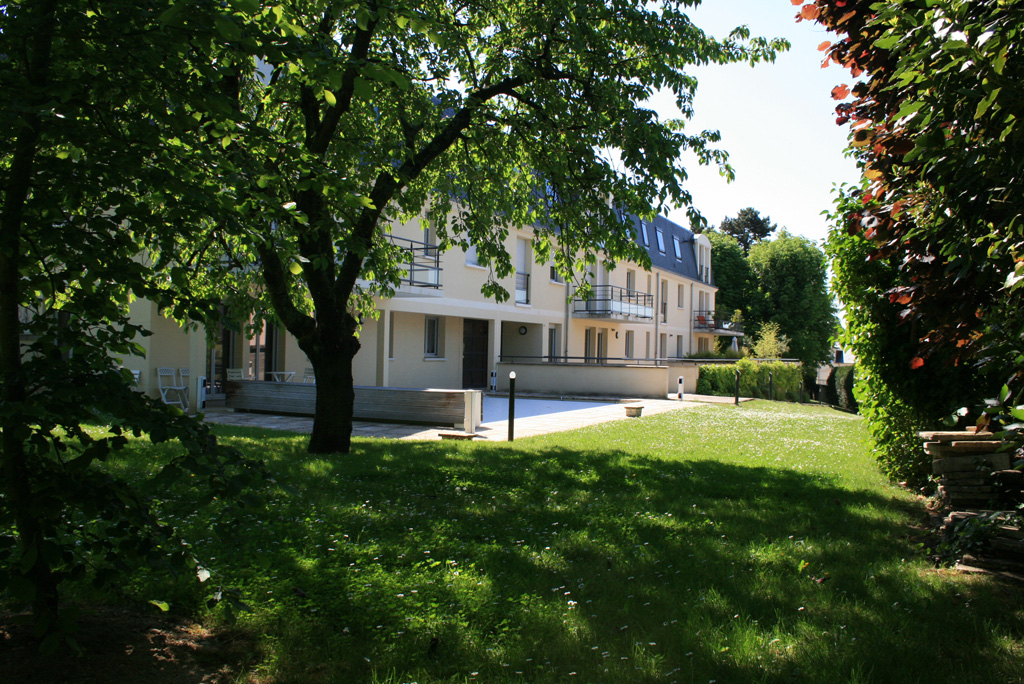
[226,368,247,381]
[303,367,316,384]
[268,371,295,382]
[157,367,189,411]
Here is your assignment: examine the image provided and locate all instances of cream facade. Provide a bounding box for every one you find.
[125,214,742,409]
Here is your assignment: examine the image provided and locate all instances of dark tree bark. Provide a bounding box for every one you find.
[0,0,61,633]
[300,322,361,455]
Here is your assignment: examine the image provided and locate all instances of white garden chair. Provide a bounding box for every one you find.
[157,367,189,411]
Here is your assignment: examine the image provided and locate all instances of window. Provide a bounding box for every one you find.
[550,261,564,283]
[676,335,684,358]
[465,243,479,266]
[677,283,685,308]
[660,280,668,322]
[626,269,636,291]
[425,316,442,357]
[625,330,635,359]
[388,312,395,358]
[638,221,649,246]
[548,325,561,360]
[655,229,666,253]
[672,237,682,259]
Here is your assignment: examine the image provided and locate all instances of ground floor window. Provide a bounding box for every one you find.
[425,316,442,357]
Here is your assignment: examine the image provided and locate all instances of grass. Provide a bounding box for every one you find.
[95,401,1021,683]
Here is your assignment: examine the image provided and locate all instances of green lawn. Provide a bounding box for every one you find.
[104,401,1022,683]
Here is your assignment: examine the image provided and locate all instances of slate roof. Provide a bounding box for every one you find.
[630,214,712,286]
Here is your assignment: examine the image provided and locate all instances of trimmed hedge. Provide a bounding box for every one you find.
[696,359,802,401]
[825,365,858,412]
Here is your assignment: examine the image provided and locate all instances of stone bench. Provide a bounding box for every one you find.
[225,381,482,432]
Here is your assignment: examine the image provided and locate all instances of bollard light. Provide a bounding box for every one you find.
[677,376,684,401]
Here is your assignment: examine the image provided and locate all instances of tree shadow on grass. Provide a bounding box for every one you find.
[189,436,1023,684]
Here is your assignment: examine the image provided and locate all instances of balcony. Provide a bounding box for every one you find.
[693,310,743,335]
[392,235,442,289]
[515,271,530,304]
[572,285,653,320]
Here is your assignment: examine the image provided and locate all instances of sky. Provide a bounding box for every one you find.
[648,0,861,246]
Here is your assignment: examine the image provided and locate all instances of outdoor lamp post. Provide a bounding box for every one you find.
[508,371,516,442]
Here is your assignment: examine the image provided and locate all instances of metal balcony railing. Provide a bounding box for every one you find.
[515,271,530,304]
[693,310,743,333]
[390,235,442,288]
[572,285,654,319]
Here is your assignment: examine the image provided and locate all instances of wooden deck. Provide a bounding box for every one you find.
[224,381,482,432]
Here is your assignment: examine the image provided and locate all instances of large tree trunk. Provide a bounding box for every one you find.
[0,0,61,635]
[292,313,360,456]
[305,330,360,454]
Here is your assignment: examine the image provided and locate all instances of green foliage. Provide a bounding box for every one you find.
[0,0,267,641]
[825,185,990,483]
[703,231,752,315]
[809,0,1022,471]
[697,359,802,400]
[853,367,931,487]
[745,232,836,369]
[713,207,777,255]
[750,321,790,359]
[825,365,858,413]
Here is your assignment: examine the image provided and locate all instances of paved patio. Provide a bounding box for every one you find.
[201,393,740,441]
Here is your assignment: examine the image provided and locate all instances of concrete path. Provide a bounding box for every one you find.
[202,394,724,442]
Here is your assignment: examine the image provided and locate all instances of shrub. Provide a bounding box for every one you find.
[824,365,858,412]
[855,368,930,487]
[836,365,858,412]
[697,359,802,401]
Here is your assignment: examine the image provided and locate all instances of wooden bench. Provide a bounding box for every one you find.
[224,381,482,432]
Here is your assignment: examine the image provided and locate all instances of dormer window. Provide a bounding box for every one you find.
[672,236,682,259]
[638,221,649,246]
[655,229,666,253]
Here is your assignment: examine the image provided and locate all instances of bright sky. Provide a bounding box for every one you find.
[650,0,861,245]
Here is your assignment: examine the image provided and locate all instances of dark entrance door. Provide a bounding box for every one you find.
[462,318,489,388]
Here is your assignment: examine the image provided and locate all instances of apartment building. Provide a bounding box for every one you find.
[124,213,743,408]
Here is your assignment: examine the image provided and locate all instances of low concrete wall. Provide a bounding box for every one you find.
[225,381,482,431]
[664,361,701,397]
[495,362,668,399]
